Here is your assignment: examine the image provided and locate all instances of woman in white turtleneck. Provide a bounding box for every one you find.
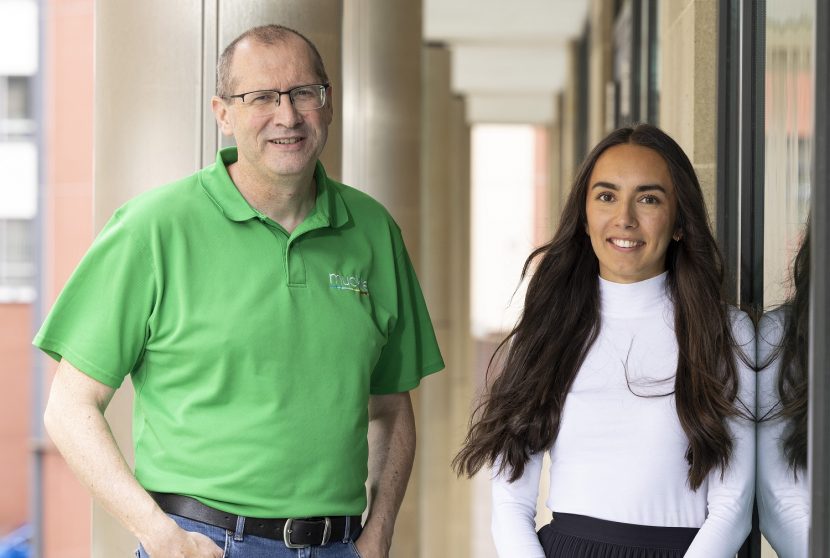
[454,124,755,558]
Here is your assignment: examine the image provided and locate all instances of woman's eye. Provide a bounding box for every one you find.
[597,192,614,202]
[640,195,660,204]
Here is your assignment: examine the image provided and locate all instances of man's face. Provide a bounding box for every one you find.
[213,37,332,182]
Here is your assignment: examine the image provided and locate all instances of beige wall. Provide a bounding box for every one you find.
[420,44,474,557]
[560,39,581,192]
[588,1,614,147]
[659,0,719,217]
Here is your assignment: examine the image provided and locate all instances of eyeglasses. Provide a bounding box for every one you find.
[225,83,329,115]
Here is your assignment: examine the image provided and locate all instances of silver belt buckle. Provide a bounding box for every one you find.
[283,517,332,548]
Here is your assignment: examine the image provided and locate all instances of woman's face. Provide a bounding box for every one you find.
[585,143,679,284]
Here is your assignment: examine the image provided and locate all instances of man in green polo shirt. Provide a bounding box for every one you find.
[36,24,443,558]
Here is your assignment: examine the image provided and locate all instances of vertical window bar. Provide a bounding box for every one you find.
[629,0,642,123]
[717,0,742,304]
[809,0,830,554]
[718,0,763,555]
[739,0,765,310]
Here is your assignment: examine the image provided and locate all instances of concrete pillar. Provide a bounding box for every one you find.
[94,3,203,554]
[93,3,342,556]
[420,44,474,557]
[533,126,552,244]
[446,94,473,556]
[342,3,423,555]
[561,40,581,191]
[588,0,615,146]
[342,0,422,253]
[418,45,451,558]
[548,99,565,233]
[658,0,718,212]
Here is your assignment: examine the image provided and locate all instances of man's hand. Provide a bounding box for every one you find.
[358,392,416,558]
[141,518,224,558]
[352,528,390,558]
[44,360,224,557]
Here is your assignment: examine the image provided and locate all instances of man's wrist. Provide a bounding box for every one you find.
[132,503,178,544]
[360,519,393,549]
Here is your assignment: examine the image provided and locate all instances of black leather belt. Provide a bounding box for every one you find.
[149,491,361,548]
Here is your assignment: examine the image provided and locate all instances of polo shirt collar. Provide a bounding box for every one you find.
[200,147,349,229]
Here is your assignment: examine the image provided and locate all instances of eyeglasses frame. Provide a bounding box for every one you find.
[223,83,330,111]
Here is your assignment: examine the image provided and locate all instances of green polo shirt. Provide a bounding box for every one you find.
[34,147,444,517]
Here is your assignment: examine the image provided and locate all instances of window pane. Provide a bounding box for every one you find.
[7,76,31,120]
[763,0,814,307]
[0,218,34,289]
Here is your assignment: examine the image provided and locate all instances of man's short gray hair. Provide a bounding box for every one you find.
[216,24,329,98]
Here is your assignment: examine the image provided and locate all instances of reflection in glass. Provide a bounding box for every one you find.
[763,0,813,308]
[757,1,814,556]
[757,227,810,558]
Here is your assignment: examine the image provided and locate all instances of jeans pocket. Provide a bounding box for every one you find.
[348,540,364,558]
[135,537,227,558]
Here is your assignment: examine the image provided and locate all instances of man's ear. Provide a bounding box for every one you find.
[211,96,234,137]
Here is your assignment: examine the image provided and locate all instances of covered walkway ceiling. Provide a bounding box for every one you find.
[424,0,589,124]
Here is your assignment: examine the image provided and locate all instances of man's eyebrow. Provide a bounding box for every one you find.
[590,181,667,193]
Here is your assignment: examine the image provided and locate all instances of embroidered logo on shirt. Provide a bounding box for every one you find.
[329,273,369,295]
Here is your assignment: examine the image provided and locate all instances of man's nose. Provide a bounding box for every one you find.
[271,94,301,126]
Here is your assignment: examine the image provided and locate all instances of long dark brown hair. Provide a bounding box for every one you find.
[453,124,744,490]
[762,225,810,474]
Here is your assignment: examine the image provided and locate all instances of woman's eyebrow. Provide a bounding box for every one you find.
[590,182,667,193]
[635,184,667,193]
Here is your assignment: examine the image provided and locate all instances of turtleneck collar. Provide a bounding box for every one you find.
[599,272,670,317]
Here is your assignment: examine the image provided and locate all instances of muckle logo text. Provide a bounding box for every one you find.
[328,273,369,295]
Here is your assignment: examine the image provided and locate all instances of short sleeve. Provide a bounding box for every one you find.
[369,239,444,394]
[33,210,157,388]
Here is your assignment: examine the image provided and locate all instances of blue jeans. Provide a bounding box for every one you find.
[137,514,363,558]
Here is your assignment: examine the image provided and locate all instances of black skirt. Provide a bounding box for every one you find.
[537,512,699,558]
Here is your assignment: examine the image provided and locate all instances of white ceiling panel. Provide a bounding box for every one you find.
[466,93,557,124]
[425,0,588,44]
[451,45,566,93]
[425,0,587,123]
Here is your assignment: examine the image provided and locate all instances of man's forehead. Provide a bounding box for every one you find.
[229,38,316,84]
[233,36,310,65]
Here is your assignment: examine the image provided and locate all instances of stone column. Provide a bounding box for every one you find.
[548,98,565,233]
[588,0,615,146]
[342,3,423,555]
[659,0,718,212]
[447,93,473,557]
[561,40,581,190]
[94,3,203,555]
[420,43,473,557]
[342,0,422,252]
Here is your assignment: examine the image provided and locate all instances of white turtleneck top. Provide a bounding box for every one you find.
[491,273,756,558]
